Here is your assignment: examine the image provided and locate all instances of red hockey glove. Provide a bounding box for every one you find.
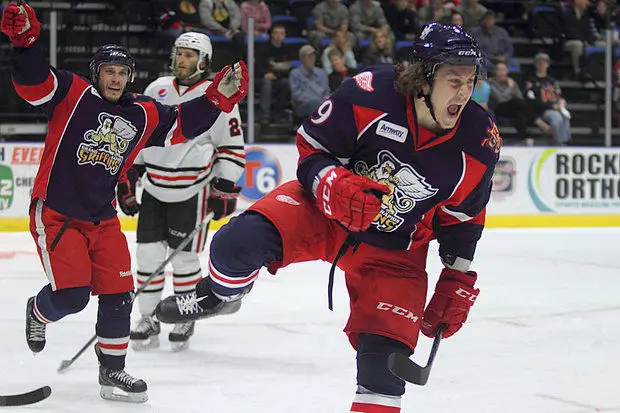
[1,2,40,48]
[208,178,241,220]
[205,61,249,113]
[421,268,480,339]
[116,166,143,216]
[315,167,389,232]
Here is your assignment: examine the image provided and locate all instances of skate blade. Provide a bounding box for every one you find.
[170,340,189,352]
[130,336,159,351]
[100,386,148,403]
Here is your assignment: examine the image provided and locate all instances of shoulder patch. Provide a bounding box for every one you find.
[481,119,502,155]
[353,71,374,92]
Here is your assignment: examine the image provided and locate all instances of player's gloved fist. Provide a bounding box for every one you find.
[315,167,389,232]
[116,166,143,216]
[205,61,249,113]
[208,178,241,220]
[421,268,479,339]
[1,2,40,48]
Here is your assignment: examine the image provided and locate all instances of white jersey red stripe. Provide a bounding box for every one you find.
[137,76,245,203]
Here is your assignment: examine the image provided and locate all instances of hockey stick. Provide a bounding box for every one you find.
[387,324,446,386]
[57,212,214,373]
[0,386,51,407]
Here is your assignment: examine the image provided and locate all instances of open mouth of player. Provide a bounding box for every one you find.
[447,104,462,118]
[108,85,122,94]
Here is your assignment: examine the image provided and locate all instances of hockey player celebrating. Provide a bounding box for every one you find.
[118,32,245,352]
[156,22,500,412]
[0,2,247,403]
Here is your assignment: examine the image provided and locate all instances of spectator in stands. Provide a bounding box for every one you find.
[240,0,272,38]
[155,0,205,37]
[418,0,452,25]
[257,24,293,125]
[455,0,487,29]
[350,0,391,42]
[488,61,529,140]
[321,30,357,75]
[328,48,358,91]
[525,53,571,145]
[361,29,395,68]
[290,45,330,119]
[471,78,490,110]
[451,11,464,27]
[384,0,420,41]
[562,0,605,80]
[470,10,515,72]
[308,0,356,51]
[199,0,244,58]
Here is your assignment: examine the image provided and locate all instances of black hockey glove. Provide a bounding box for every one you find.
[117,165,144,216]
[208,178,241,220]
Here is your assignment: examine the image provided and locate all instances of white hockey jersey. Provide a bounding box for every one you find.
[136,76,245,203]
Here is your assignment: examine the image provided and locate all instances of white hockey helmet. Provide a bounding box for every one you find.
[170,32,213,78]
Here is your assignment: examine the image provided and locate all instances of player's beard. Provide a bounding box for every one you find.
[174,62,199,82]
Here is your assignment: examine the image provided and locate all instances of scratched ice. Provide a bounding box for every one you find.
[0,228,618,412]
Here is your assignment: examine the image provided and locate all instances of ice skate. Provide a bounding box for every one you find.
[96,344,148,403]
[129,315,160,351]
[25,296,46,354]
[168,321,195,352]
[155,282,250,324]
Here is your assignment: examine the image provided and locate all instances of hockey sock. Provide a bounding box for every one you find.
[33,284,90,323]
[96,292,132,371]
[350,334,413,412]
[208,212,282,297]
[171,251,202,295]
[136,269,164,316]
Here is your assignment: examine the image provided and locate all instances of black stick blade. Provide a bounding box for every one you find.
[0,386,51,407]
[388,353,431,386]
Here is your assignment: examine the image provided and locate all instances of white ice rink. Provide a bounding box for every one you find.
[0,228,619,413]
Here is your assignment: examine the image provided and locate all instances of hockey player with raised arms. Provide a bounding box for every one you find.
[0,2,247,403]
[118,32,245,352]
[158,22,499,412]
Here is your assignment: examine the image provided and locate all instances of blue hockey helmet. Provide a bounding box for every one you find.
[90,44,136,84]
[410,23,486,84]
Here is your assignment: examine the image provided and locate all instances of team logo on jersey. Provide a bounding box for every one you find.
[77,113,138,175]
[482,121,502,155]
[353,72,374,92]
[355,150,438,232]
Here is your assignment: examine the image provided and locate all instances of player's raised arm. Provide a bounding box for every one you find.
[145,62,249,148]
[2,2,74,117]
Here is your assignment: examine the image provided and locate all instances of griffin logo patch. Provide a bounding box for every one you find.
[76,112,138,175]
[482,121,502,155]
[355,150,438,232]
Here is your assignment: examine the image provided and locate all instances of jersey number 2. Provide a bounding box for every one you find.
[229,118,241,136]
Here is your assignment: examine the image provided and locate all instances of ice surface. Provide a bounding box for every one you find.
[0,228,618,412]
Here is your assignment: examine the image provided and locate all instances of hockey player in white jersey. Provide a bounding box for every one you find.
[117,32,245,352]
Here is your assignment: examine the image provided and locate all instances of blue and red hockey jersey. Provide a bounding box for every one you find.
[296,66,501,264]
[12,46,223,222]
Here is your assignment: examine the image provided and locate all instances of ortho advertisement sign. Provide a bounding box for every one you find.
[2,143,620,223]
[527,148,620,213]
[0,143,40,218]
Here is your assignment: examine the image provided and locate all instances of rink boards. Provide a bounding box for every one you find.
[1,143,620,231]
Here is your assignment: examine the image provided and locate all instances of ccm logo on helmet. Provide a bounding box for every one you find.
[455,288,478,302]
[377,302,419,323]
[458,50,477,56]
